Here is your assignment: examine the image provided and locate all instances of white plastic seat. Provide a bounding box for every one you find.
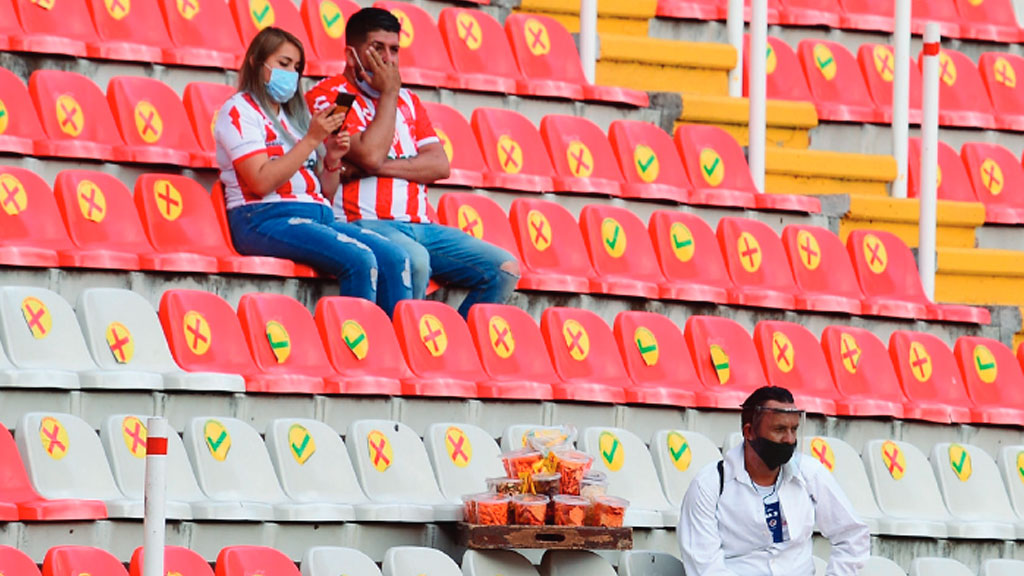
[861,439,949,538]
[800,435,884,533]
[347,419,462,522]
[77,288,244,392]
[501,425,565,451]
[462,550,539,576]
[859,556,907,576]
[424,422,505,503]
[302,547,382,576]
[616,550,683,576]
[0,286,155,390]
[540,550,617,576]
[930,442,1020,539]
[908,557,973,576]
[382,547,461,576]
[579,426,674,527]
[981,559,1024,576]
[996,445,1024,521]
[814,556,826,576]
[650,429,721,510]
[16,412,143,517]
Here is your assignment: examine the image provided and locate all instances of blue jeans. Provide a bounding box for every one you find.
[228,202,412,316]
[352,220,520,317]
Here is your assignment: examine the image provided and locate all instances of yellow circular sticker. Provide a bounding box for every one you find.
[766,43,778,75]
[153,179,183,221]
[20,297,52,340]
[972,344,998,384]
[566,140,594,178]
[839,332,861,374]
[176,0,200,20]
[39,416,69,460]
[341,319,369,360]
[633,326,659,367]
[873,45,895,82]
[265,320,291,364]
[795,230,821,271]
[698,148,725,187]
[862,234,888,274]
[288,423,316,464]
[709,344,730,385]
[809,437,835,472]
[1016,451,1024,485]
[367,429,393,472]
[134,101,163,144]
[598,431,624,471]
[980,158,1004,196]
[524,18,550,56]
[456,204,483,239]
[182,310,212,356]
[249,0,275,29]
[939,51,957,87]
[633,144,659,183]
[418,313,448,357]
[390,8,414,49]
[880,440,906,481]
[669,222,695,263]
[435,127,454,163]
[203,419,231,461]
[948,443,972,482]
[0,99,9,136]
[601,217,626,258]
[994,56,1016,88]
[0,173,28,216]
[77,179,107,223]
[562,319,590,361]
[445,426,472,467]
[105,321,134,364]
[121,415,147,459]
[105,0,130,20]
[812,43,837,81]
[666,431,692,471]
[526,209,552,252]
[771,331,795,374]
[937,165,943,190]
[319,0,345,39]
[496,135,523,174]
[455,11,482,51]
[488,315,515,359]
[737,232,762,273]
[55,94,85,138]
[908,341,933,383]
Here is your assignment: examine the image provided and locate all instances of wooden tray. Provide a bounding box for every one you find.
[458,523,632,550]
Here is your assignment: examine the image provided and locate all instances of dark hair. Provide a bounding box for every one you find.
[345,7,401,47]
[237,26,309,137]
[740,386,796,428]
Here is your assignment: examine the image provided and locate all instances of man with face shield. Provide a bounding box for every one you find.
[678,386,869,576]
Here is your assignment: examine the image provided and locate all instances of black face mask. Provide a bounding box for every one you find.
[749,436,797,470]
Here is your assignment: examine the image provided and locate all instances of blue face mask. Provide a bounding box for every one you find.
[348,47,381,99]
[264,64,299,103]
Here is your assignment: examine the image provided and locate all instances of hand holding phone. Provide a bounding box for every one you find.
[330,92,356,134]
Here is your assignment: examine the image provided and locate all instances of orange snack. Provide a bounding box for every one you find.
[556,450,593,496]
[512,493,549,526]
[475,493,511,526]
[553,495,590,527]
[531,472,561,498]
[590,495,628,527]
[502,449,543,480]
[462,493,482,523]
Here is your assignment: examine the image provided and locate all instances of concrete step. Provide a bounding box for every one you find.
[596,33,736,95]
[765,148,896,197]
[936,247,1024,306]
[836,194,985,250]
[516,0,658,36]
[677,93,818,148]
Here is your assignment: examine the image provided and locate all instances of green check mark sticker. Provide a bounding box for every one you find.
[948,444,972,481]
[323,11,341,28]
[249,0,274,28]
[289,423,316,464]
[699,149,724,186]
[973,345,998,383]
[667,431,692,471]
[320,1,344,39]
[601,217,626,258]
[669,222,696,263]
[632,144,660,183]
[253,4,271,23]
[702,158,719,178]
[816,56,833,70]
[599,431,623,471]
[204,419,231,461]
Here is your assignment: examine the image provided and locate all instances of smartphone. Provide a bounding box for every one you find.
[330,92,356,134]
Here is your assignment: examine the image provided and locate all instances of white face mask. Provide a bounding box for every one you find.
[348,47,381,99]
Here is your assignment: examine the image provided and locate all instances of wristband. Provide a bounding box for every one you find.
[324,159,343,173]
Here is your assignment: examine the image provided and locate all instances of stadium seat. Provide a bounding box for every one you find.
[0,422,106,520]
[956,0,1024,42]
[654,0,722,20]
[312,296,407,396]
[392,300,483,398]
[716,218,798,310]
[264,418,368,520]
[649,429,720,510]
[158,0,243,68]
[617,551,684,576]
[501,424,565,452]
[889,330,974,424]
[465,303,556,400]
[580,426,675,527]
[129,546,213,576]
[779,0,842,27]
[752,321,839,415]
[838,0,894,31]
[508,198,594,293]
[578,205,663,299]
[820,325,907,418]
[861,439,950,538]
[953,337,1024,425]
[83,0,172,63]
[908,138,984,214]
[374,1,457,88]
[43,547,129,576]
[613,311,701,406]
[0,546,41,576]
[982,559,1024,576]
[347,419,462,522]
[741,0,782,23]
[106,76,208,167]
[383,547,461,576]
[228,0,337,76]
[684,315,768,409]
[997,445,1024,521]
[920,47,997,129]
[647,210,733,304]
[797,39,883,123]
[216,547,298,576]
[472,107,555,193]
[17,413,138,517]
[799,435,885,533]
[423,422,504,502]
[9,0,99,57]
[910,0,962,38]
[462,550,540,576]
[780,225,864,315]
[540,115,625,196]
[607,120,692,202]
[908,558,974,576]
[183,82,236,158]
[857,44,923,124]
[503,13,648,107]
[436,193,520,263]
[300,0,360,77]
[28,69,126,160]
[422,102,489,188]
[960,142,1024,225]
[302,547,382,576]
[0,0,17,49]
[744,35,812,104]
[540,307,628,404]
[438,8,521,94]
[539,550,617,576]
[0,166,85,268]
[930,442,1020,539]
[979,52,1024,131]
[860,557,908,576]
[0,67,46,156]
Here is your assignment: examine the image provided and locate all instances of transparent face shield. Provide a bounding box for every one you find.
[749,405,806,454]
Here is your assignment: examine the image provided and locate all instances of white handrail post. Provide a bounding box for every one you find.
[892,0,912,199]
[142,417,168,576]
[580,0,598,84]
[727,0,744,98]
[919,23,940,300]
[748,0,767,192]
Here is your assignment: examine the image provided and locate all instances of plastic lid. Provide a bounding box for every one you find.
[531,472,562,481]
[512,493,550,505]
[502,448,542,459]
[477,492,512,504]
[583,470,607,482]
[553,494,590,506]
[594,495,629,508]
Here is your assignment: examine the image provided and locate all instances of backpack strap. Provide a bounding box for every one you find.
[717,459,725,497]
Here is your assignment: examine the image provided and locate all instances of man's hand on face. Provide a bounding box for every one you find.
[363,46,401,97]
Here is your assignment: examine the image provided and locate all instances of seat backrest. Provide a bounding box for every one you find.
[43,547,128,576]
[462,550,539,576]
[438,7,521,80]
[781,224,864,299]
[184,416,286,503]
[0,423,46,508]
[300,0,360,63]
[982,559,1024,576]
[504,13,586,85]
[649,429,721,507]
[216,547,298,576]
[134,173,233,258]
[820,325,907,408]
[313,296,412,382]
[613,311,701,395]
[684,315,767,397]
[922,47,996,117]
[908,138,977,203]
[228,0,311,48]
[100,414,205,502]
[373,1,455,78]
[580,426,671,512]
[393,299,486,383]
[472,108,555,179]
[347,419,446,505]
[467,303,559,385]
[182,82,236,153]
[954,336,1024,410]
[0,545,42,576]
[979,52,1024,122]
[53,169,156,255]
[930,441,1017,522]
[647,210,733,292]
[106,76,199,153]
[424,422,504,502]
[996,445,1024,519]
[540,115,625,184]
[130,546,214,576]
[158,0,243,59]
[422,102,490,177]
[0,166,75,254]
[76,287,180,373]
[436,193,519,259]
[579,204,662,282]
[28,69,124,151]
[797,38,874,110]
[960,141,1024,210]
[539,550,617,576]
[17,412,123,500]
[617,551,684,576]
[744,34,812,102]
[753,321,839,409]
[908,558,972,576]
[608,120,692,190]
[860,556,907,576]
[159,289,259,376]
[237,292,334,378]
[85,0,171,49]
[264,418,367,504]
[675,124,757,196]
[301,547,382,576]
[12,0,99,47]
[857,44,922,114]
[508,198,594,280]
[541,307,628,388]
[800,435,883,521]
[889,330,974,419]
[717,217,797,294]
[0,67,45,153]
[846,229,930,305]
[0,286,98,371]
[382,547,461,576]
[862,439,951,522]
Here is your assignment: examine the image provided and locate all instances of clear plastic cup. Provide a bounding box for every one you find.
[475,492,512,526]
[501,449,543,479]
[580,470,608,500]
[555,450,593,495]
[512,493,549,525]
[590,495,629,527]
[486,476,524,497]
[553,494,590,526]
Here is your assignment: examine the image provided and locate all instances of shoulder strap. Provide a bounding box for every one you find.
[717,459,725,497]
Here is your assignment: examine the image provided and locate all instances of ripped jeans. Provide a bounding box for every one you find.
[228,202,412,316]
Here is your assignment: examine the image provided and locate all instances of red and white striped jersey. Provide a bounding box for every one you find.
[215,92,326,210]
[305,76,440,223]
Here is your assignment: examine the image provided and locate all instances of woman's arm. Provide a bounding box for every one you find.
[318,130,351,204]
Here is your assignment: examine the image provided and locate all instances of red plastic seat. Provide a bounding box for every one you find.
[228,0,337,76]
[911,0,962,38]
[0,545,40,575]
[959,141,1024,225]
[508,198,594,293]
[654,0,721,20]
[684,315,768,409]
[436,192,520,262]
[300,0,360,76]
[779,0,842,27]
[158,0,243,68]
[607,120,692,202]
[954,336,1024,425]
[908,138,980,205]
[471,107,555,193]
[54,170,216,273]
[0,166,83,268]
[44,547,127,576]
[752,321,838,415]
[183,82,236,158]
[0,67,47,155]
[716,217,798,310]
[9,0,99,57]
[578,204,664,299]
[979,52,1024,132]
[130,546,214,576]
[648,210,733,304]
[540,114,625,196]
[820,325,907,418]
[0,0,20,50]
[28,69,126,161]
[613,311,701,406]
[797,39,883,123]
[741,0,782,23]
[0,423,106,520]
[313,296,407,396]
[374,1,457,88]
[539,307,627,403]
[780,224,864,315]
[920,47,997,129]
[504,13,648,107]
[422,101,489,188]
[84,0,172,63]
[209,180,307,277]
[838,0,894,32]
[392,300,483,398]
[215,547,297,576]
[857,44,922,124]
[466,303,556,400]
[744,35,812,104]
[106,76,208,167]
[889,330,974,423]
[438,7,522,94]
[954,0,1024,42]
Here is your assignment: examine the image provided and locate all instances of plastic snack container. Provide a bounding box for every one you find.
[553,494,590,526]
[512,493,549,525]
[590,495,628,527]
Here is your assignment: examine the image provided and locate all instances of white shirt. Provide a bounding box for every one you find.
[678,444,869,576]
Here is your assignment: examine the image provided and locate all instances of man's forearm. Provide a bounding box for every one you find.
[347,91,399,172]
[375,152,450,183]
